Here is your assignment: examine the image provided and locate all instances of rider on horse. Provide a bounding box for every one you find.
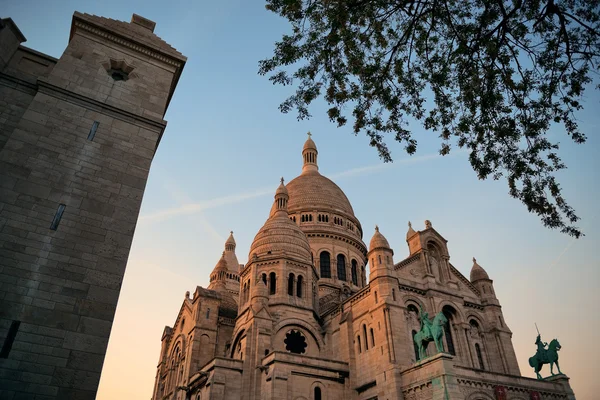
[419,305,433,338]
[535,334,548,362]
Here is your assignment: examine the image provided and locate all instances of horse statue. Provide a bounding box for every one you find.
[413,311,448,360]
[528,337,562,380]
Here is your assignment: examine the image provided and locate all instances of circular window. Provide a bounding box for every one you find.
[284,330,307,354]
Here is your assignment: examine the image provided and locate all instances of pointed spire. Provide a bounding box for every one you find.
[302,132,318,174]
[470,257,490,282]
[407,221,416,239]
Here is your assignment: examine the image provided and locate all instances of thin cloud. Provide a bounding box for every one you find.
[330,152,445,180]
[140,151,451,225]
[139,187,274,224]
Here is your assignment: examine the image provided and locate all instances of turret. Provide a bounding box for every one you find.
[208,238,240,302]
[470,257,497,304]
[367,225,394,282]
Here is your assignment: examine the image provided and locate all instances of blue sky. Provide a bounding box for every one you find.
[4,1,599,398]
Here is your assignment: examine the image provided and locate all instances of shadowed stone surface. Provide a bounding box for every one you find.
[0,12,185,400]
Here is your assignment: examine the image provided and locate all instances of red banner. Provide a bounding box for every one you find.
[494,386,507,400]
[530,391,542,400]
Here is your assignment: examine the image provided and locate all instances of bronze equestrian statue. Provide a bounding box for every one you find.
[413,305,448,360]
[529,333,563,380]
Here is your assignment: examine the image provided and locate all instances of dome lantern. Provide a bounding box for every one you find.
[302,132,318,174]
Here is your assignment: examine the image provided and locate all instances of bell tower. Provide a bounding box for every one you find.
[0,13,186,400]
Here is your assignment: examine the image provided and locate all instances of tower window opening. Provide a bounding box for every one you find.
[357,335,362,353]
[392,288,396,301]
[476,343,485,370]
[50,204,66,230]
[288,273,295,296]
[362,324,368,350]
[351,259,358,286]
[297,275,303,298]
[442,307,456,355]
[320,251,331,278]
[269,272,276,295]
[206,308,210,319]
[370,328,375,347]
[314,387,322,400]
[87,121,99,141]
[337,254,347,281]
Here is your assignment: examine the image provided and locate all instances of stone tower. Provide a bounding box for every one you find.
[0,13,186,399]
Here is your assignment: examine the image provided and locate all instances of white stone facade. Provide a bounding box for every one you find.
[152,137,576,400]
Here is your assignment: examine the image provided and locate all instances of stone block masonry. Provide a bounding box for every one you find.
[0,12,186,399]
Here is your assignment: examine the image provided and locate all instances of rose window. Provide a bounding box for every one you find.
[284,330,307,354]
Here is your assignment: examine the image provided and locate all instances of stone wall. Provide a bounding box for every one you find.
[0,13,185,400]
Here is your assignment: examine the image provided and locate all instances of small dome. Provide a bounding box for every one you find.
[214,252,228,272]
[369,225,390,252]
[303,132,317,152]
[406,221,416,239]
[249,181,312,263]
[276,177,288,197]
[470,257,490,282]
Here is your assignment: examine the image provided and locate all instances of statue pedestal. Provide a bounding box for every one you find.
[544,374,575,400]
[401,353,463,400]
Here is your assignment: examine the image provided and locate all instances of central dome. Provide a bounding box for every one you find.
[286,171,356,218]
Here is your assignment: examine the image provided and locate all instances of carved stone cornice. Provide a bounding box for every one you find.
[72,19,186,67]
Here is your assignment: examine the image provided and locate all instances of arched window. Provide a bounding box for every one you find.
[269,272,276,295]
[314,387,322,400]
[442,306,456,355]
[206,308,210,319]
[363,324,368,350]
[357,335,362,353]
[261,273,267,284]
[378,255,382,264]
[351,260,358,285]
[392,288,396,301]
[297,275,303,298]
[320,252,331,278]
[370,328,375,347]
[337,254,347,281]
[412,330,420,361]
[288,273,295,295]
[374,291,378,303]
[475,343,485,370]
